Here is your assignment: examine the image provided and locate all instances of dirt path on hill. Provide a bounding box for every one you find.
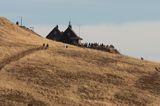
[0,46,44,70]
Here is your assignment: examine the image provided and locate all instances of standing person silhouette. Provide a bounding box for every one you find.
[141,57,144,60]
[46,44,49,49]
[42,43,45,49]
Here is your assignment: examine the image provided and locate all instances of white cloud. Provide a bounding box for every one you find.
[34,21,160,61]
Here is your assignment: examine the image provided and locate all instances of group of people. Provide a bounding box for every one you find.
[42,43,49,49]
[77,43,120,54]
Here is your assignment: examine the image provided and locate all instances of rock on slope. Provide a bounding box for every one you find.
[0,17,160,106]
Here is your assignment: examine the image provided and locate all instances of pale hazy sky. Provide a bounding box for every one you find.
[0,0,160,60]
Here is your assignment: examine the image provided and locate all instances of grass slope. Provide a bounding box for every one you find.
[0,17,160,106]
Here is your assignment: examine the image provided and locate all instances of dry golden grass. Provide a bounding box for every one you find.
[0,17,160,106]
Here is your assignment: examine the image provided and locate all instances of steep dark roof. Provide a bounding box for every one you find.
[46,24,83,45]
[63,27,83,40]
[46,25,62,40]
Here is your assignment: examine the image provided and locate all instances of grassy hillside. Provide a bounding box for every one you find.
[0,17,160,106]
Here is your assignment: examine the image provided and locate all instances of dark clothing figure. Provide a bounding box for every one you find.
[16,21,19,25]
[42,43,49,49]
[65,44,68,48]
[42,43,45,48]
[46,44,49,49]
[141,57,144,60]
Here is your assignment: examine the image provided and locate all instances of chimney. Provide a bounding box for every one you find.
[68,21,72,29]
